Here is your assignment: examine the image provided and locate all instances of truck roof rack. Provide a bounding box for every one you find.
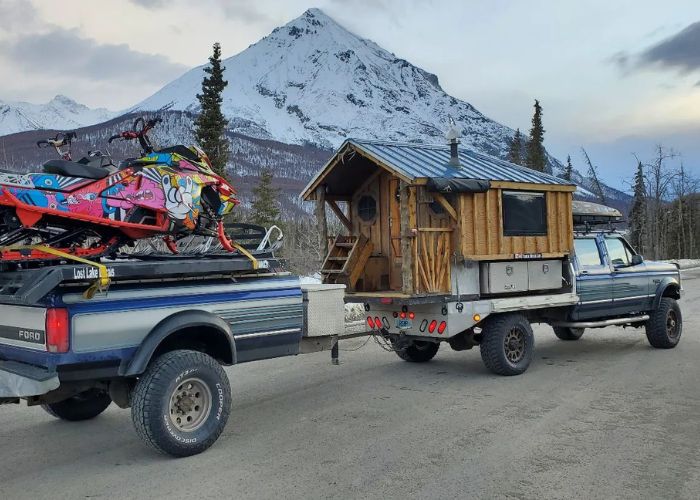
[572,200,623,232]
[0,253,279,306]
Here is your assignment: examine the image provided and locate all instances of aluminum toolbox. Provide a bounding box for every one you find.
[527,259,562,290]
[302,284,346,337]
[480,262,529,294]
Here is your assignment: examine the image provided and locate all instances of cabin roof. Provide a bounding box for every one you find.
[302,138,575,199]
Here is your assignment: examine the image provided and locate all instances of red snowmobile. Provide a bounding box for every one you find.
[0,118,239,262]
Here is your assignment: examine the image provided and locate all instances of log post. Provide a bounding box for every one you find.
[400,180,414,294]
[316,185,328,259]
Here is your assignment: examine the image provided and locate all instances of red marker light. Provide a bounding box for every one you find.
[46,308,70,353]
[393,311,399,318]
[374,317,381,328]
[428,320,437,333]
[408,312,415,319]
[400,312,407,319]
[437,321,447,334]
[367,316,375,329]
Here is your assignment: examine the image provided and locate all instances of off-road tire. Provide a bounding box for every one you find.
[131,350,231,457]
[646,297,682,349]
[480,313,534,376]
[395,340,439,362]
[553,326,585,341]
[41,389,111,421]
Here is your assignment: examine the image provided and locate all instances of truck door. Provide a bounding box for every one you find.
[572,236,613,320]
[604,236,651,315]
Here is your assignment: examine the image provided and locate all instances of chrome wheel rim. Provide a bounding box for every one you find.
[169,377,212,432]
[504,328,526,363]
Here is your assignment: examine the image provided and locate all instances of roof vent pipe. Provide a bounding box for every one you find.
[445,118,461,167]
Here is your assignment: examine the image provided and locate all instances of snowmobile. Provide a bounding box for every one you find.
[0,117,239,262]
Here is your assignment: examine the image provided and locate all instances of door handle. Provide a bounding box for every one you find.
[580,270,589,275]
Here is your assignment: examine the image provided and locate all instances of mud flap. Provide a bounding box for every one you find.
[0,360,59,398]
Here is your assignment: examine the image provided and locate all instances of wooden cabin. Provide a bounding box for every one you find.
[301,139,576,297]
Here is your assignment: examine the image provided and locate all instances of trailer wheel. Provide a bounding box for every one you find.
[646,297,682,349]
[480,313,534,376]
[395,340,439,363]
[553,326,585,341]
[41,389,111,421]
[131,349,231,457]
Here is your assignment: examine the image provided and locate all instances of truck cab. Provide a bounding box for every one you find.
[572,232,681,321]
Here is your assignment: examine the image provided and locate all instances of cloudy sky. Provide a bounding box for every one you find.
[1,0,698,187]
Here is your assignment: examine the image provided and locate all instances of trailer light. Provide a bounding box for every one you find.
[367,316,375,329]
[374,317,381,329]
[473,314,481,322]
[382,317,390,329]
[408,312,415,319]
[46,308,69,353]
[380,298,393,305]
[428,320,437,333]
[437,321,447,334]
[392,311,398,318]
[400,312,407,319]
[419,319,428,332]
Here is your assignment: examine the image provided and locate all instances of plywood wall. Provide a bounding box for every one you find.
[458,189,573,260]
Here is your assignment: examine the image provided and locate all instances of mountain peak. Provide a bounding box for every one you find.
[49,94,79,106]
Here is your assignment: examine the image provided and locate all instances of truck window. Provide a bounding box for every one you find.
[574,238,603,266]
[502,191,547,236]
[605,238,631,267]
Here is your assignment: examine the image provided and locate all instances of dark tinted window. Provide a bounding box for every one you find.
[605,238,632,266]
[574,238,603,266]
[502,191,547,236]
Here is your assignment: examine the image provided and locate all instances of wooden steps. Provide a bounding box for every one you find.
[321,235,373,288]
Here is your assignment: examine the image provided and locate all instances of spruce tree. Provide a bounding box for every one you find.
[250,168,281,228]
[195,42,230,176]
[562,155,573,181]
[525,99,546,172]
[507,128,523,165]
[628,161,647,253]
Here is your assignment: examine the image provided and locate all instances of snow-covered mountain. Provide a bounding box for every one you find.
[131,8,525,162]
[0,95,114,136]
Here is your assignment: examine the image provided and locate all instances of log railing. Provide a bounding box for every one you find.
[413,228,452,294]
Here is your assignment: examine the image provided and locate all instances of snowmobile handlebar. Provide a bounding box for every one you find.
[108,117,162,154]
[37,131,77,149]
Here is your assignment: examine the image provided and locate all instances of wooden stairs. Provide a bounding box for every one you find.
[321,235,373,288]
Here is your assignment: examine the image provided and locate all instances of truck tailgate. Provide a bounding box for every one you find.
[0,304,47,351]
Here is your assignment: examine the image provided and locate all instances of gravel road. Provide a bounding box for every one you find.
[1,268,699,500]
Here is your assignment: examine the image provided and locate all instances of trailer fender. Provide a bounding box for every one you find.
[652,277,681,310]
[120,310,236,377]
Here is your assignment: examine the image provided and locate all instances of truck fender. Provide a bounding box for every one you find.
[119,310,236,377]
[652,277,681,310]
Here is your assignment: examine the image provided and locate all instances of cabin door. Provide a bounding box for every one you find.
[388,178,403,290]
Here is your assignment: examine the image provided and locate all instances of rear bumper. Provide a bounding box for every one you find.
[0,360,59,398]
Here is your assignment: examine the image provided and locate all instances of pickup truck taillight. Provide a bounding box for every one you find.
[46,308,69,353]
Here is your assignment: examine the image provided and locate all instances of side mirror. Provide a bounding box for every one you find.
[631,254,644,266]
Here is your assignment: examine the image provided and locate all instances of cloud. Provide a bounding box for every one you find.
[638,21,700,73]
[0,0,38,32]
[128,0,269,22]
[127,0,167,7]
[0,27,187,85]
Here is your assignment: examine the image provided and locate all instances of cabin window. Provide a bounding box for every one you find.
[502,191,547,236]
[358,195,377,222]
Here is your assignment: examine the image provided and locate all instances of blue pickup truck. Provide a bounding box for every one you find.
[0,256,306,457]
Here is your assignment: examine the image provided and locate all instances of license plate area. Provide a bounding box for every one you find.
[395,318,413,330]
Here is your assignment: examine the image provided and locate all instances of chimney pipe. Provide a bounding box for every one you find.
[445,119,461,167]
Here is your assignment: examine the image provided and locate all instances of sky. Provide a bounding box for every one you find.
[0,0,699,189]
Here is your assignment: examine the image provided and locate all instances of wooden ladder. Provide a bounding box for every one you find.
[321,235,373,288]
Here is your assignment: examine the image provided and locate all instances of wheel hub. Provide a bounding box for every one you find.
[168,377,212,432]
[504,328,525,363]
[667,311,679,338]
